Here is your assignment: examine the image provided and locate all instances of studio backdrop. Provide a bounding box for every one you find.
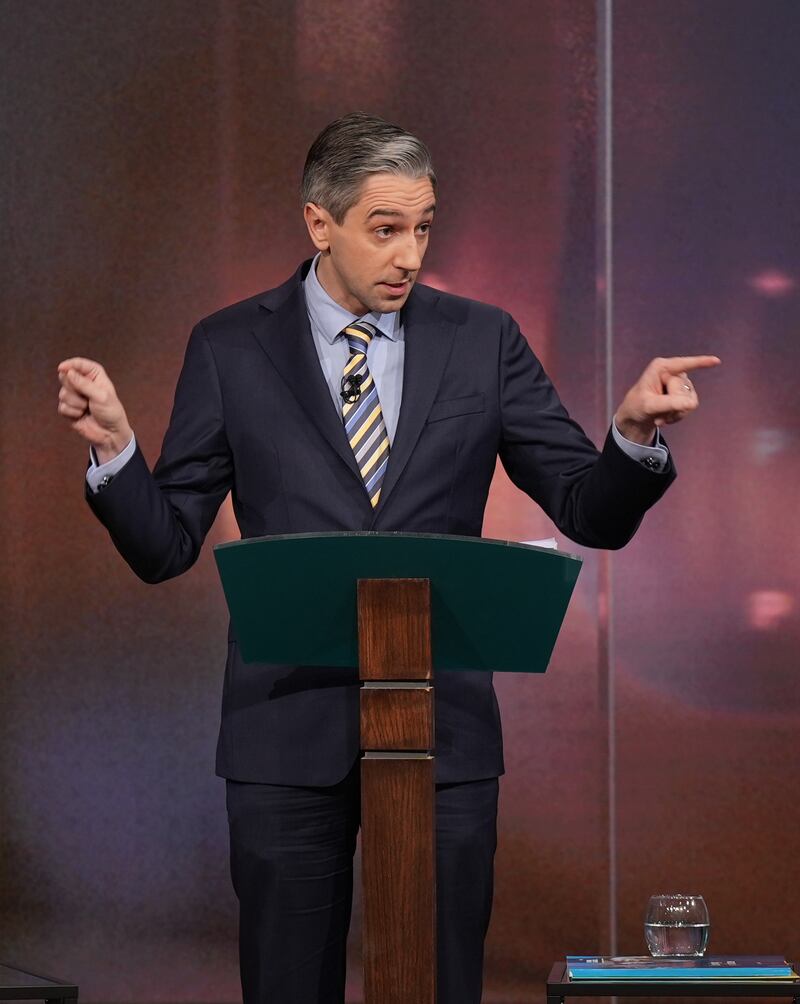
[1,1,798,1001]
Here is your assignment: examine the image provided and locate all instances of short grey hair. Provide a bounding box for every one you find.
[301,112,437,224]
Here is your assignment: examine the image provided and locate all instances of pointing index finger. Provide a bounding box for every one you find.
[657,356,721,376]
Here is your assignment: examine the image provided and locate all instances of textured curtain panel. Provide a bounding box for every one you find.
[611,0,800,959]
[1,2,599,999]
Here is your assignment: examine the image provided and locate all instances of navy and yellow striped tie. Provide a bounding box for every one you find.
[341,320,390,508]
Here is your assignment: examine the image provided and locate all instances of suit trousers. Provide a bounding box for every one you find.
[226,763,499,1003]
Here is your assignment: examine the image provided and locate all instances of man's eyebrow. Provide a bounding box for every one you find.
[365,204,437,221]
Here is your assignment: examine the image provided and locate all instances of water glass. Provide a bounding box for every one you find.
[644,894,710,957]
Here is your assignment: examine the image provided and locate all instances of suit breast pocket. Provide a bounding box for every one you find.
[426,393,485,424]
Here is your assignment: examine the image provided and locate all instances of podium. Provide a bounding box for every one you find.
[214,532,581,1003]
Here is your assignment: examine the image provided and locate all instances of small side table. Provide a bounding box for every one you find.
[0,963,78,1003]
[547,962,800,1004]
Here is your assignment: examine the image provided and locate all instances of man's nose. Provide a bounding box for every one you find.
[393,235,422,273]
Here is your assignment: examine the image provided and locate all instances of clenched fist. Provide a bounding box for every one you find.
[57,357,133,464]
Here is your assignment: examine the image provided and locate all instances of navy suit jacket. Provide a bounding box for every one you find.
[89,259,674,785]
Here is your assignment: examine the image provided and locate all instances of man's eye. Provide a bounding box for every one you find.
[375,227,393,238]
[417,223,432,235]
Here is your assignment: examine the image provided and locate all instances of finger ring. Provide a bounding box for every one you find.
[682,382,692,392]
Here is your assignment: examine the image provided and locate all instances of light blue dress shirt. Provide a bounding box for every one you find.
[86,256,667,491]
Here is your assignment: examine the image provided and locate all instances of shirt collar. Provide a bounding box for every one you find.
[303,252,402,344]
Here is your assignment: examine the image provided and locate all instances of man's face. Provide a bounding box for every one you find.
[304,173,436,316]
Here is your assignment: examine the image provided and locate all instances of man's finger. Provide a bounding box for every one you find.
[65,368,109,401]
[646,393,699,416]
[664,373,696,397]
[654,355,721,377]
[58,401,88,419]
[59,384,86,407]
[58,357,106,379]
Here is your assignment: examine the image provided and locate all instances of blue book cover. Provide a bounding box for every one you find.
[566,956,796,980]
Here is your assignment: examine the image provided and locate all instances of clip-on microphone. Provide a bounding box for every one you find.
[340,373,363,404]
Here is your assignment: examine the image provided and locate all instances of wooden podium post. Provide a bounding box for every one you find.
[358,578,436,1004]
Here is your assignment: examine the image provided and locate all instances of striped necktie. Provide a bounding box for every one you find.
[340,320,390,508]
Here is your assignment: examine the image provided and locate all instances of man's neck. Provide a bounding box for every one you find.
[315,255,368,316]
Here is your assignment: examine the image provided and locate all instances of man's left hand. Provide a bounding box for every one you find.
[614,355,721,445]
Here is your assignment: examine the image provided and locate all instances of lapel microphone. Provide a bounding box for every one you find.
[340,373,363,404]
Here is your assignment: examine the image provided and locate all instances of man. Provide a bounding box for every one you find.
[57,113,719,1003]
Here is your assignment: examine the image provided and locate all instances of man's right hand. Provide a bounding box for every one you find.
[57,357,134,464]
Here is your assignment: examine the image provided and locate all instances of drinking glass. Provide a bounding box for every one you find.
[644,894,710,957]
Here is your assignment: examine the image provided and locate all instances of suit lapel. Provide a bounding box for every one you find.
[373,287,455,518]
[252,280,364,486]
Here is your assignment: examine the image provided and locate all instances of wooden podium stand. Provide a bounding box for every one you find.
[215,532,582,1003]
[359,577,435,1003]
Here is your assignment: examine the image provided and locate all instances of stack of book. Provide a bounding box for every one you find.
[566,956,798,981]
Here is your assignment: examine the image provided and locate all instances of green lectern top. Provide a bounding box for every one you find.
[213,532,581,674]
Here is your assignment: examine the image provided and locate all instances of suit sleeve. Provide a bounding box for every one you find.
[87,322,234,582]
[497,313,675,549]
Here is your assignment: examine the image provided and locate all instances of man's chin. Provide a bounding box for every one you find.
[372,281,414,313]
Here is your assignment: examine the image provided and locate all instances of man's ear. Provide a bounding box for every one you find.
[303,202,332,253]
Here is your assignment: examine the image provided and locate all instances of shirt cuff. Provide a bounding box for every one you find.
[611,420,669,473]
[86,434,136,493]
